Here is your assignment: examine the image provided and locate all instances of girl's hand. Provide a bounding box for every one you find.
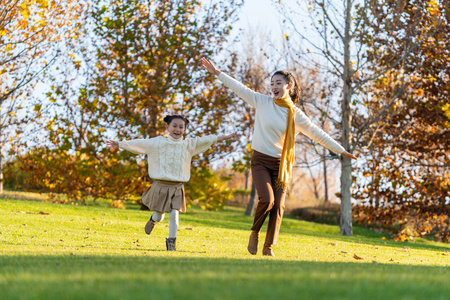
[106,140,119,150]
[201,57,221,76]
[217,132,236,142]
[342,151,357,160]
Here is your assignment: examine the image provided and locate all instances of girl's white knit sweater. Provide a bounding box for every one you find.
[218,72,345,157]
[118,135,217,182]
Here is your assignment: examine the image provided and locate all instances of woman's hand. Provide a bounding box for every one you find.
[106,140,119,150]
[342,151,357,160]
[201,57,221,76]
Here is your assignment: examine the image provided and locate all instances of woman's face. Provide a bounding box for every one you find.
[271,74,292,100]
[166,118,186,139]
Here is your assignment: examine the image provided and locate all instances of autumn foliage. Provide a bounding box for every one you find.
[5,0,242,210]
[353,0,450,241]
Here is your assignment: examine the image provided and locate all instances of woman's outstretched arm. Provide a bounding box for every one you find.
[201,57,264,108]
[342,151,357,160]
[201,57,221,76]
[106,140,119,150]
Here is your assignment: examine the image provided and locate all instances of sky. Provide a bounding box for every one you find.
[234,0,283,36]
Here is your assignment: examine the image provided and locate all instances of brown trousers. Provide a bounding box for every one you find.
[251,150,287,247]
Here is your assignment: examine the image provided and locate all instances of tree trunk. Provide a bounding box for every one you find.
[323,147,329,203]
[0,145,3,194]
[245,182,257,216]
[244,169,249,190]
[340,0,353,236]
[0,126,3,194]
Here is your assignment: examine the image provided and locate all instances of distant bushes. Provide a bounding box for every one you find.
[290,203,340,225]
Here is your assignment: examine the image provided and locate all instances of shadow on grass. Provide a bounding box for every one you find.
[185,207,450,254]
[1,254,450,300]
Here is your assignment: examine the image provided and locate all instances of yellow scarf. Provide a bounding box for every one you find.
[273,97,296,190]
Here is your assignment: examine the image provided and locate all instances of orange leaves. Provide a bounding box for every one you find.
[353,254,364,260]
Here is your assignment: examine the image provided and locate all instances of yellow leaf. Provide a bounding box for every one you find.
[427,0,439,15]
[20,2,30,19]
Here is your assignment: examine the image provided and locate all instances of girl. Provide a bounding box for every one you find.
[106,115,235,251]
[201,57,357,257]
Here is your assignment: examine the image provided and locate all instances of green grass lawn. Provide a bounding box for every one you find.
[1,196,450,300]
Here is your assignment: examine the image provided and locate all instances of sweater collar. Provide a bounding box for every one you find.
[167,135,183,142]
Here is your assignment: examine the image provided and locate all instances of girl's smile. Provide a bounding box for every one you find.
[166,118,186,139]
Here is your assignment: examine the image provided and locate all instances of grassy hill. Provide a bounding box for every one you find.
[1,195,450,300]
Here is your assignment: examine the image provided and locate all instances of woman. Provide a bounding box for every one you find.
[201,58,357,257]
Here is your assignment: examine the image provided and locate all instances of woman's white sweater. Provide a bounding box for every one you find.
[218,72,345,157]
[118,135,217,182]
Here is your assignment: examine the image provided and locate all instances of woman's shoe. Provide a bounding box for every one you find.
[262,246,275,257]
[247,231,259,255]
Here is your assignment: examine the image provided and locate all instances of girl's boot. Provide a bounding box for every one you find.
[166,238,176,251]
[144,216,157,235]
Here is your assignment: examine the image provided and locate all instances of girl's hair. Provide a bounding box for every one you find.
[272,70,301,104]
[163,115,190,127]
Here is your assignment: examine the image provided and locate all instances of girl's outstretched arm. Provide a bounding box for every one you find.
[217,132,236,142]
[201,57,221,76]
[106,140,119,150]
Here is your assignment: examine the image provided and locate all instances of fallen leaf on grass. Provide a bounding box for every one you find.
[353,254,364,260]
[39,211,50,215]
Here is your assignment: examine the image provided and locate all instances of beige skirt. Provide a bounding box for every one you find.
[141,180,186,213]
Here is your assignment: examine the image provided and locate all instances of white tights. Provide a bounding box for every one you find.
[151,209,179,238]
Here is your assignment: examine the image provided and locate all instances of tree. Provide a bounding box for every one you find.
[17,0,243,206]
[0,0,83,193]
[352,0,450,241]
[277,0,433,235]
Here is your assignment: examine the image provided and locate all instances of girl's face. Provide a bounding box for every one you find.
[271,74,292,99]
[166,118,186,139]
